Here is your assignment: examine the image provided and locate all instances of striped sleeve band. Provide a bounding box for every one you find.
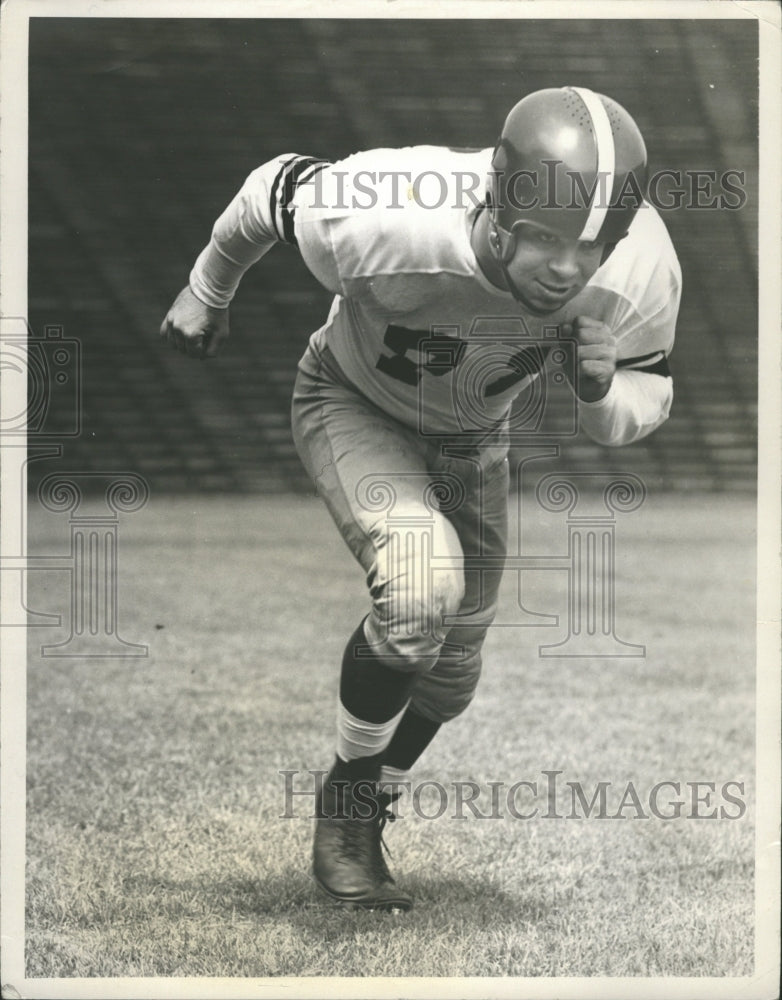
[616,350,671,378]
[269,156,330,246]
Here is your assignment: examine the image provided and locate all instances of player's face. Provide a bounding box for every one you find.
[504,223,605,314]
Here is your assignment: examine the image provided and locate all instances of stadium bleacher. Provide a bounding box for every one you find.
[27,18,758,494]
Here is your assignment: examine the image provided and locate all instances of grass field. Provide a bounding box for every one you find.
[23,490,756,980]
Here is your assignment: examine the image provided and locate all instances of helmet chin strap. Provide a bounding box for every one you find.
[488,214,548,314]
[488,216,519,293]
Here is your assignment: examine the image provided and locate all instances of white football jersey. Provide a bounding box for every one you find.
[290,146,681,436]
[190,145,681,443]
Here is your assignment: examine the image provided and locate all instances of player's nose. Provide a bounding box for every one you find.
[546,246,580,281]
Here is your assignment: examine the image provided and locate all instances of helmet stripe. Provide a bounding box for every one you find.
[569,87,615,242]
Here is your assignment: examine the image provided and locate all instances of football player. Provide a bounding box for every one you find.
[161,87,681,911]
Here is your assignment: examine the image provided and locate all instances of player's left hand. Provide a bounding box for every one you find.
[562,316,617,402]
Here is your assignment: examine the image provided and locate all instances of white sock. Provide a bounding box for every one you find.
[379,764,409,788]
[336,700,408,763]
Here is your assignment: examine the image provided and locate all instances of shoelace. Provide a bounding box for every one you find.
[334,797,399,883]
[372,801,398,883]
[330,792,400,883]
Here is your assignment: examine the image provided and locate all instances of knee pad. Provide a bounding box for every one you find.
[364,519,465,672]
[407,613,496,720]
[409,648,484,722]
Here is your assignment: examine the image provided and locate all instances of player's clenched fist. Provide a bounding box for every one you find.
[562,316,617,402]
[160,285,230,360]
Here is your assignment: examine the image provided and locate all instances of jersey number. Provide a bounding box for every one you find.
[375,325,466,387]
[376,324,551,396]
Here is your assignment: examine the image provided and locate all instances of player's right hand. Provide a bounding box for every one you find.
[159,285,230,360]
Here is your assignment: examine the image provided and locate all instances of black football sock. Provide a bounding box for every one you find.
[331,753,381,784]
[339,618,416,723]
[380,705,442,772]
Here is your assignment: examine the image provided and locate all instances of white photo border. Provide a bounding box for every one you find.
[1,2,779,998]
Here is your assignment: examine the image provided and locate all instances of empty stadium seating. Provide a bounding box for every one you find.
[27,18,758,495]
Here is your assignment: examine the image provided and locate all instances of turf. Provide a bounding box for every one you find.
[23,491,755,979]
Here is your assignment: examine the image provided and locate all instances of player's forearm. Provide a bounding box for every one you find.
[576,369,673,447]
[189,159,295,308]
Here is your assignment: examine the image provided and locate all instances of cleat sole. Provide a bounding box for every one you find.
[314,876,413,912]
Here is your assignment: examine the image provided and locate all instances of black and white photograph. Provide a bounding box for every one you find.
[0,2,779,997]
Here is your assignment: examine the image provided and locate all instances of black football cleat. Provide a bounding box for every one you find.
[313,769,412,912]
